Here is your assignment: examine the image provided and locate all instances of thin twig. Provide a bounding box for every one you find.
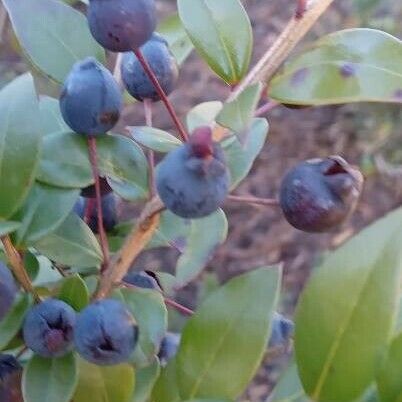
[87,137,110,272]
[227,195,280,207]
[1,236,40,302]
[164,297,194,316]
[133,48,189,142]
[255,100,280,116]
[94,197,164,299]
[144,98,156,197]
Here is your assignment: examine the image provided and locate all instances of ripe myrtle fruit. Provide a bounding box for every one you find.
[158,332,180,365]
[74,299,138,365]
[23,299,76,358]
[87,0,156,52]
[0,354,22,402]
[81,177,112,198]
[73,193,117,233]
[268,312,294,348]
[123,271,159,290]
[0,263,17,321]
[121,33,179,102]
[279,156,363,232]
[60,57,122,135]
[156,126,230,219]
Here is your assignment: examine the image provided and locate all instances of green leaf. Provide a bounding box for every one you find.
[22,353,78,402]
[176,266,282,400]
[129,126,182,153]
[12,183,79,246]
[34,213,103,268]
[295,207,402,402]
[270,29,402,106]
[39,96,69,136]
[222,118,269,189]
[377,333,402,402]
[0,294,31,350]
[58,274,89,312]
[74,359,135,402]
[121,288,168,367]
[158,13,194,66]
[269,360,309,402]
[186,101,223,132]
[0,74,41,219]
[182,400,232,402]
[177,0,252,84]
[151,359,180,402]
[4,0,105,83]
[0,221,21,236]
[175,210,228,288]
[24,251,40,281]
[216,83,263,135]
[132,359,160,402]
[38,133,148,200]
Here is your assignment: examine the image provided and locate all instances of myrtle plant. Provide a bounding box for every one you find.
[0,0,401,401]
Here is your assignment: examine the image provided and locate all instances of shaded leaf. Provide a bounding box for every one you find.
[34,213,102,268]
[58,274,89,312]
[39,96,69,136]
[132,359,160,402]
[270,29,402,105]
[129,126,182,153]
[0,221,21,237]
[295,207,402,402]
[22,353,78,402]
[0,74,41,219]
[74,359,134,402]
[176,266,281,400]
[4,0,105,83]
[177,0,252,84]
[151,359,180,402]
[186,102,223,132]
[158,14,194,65]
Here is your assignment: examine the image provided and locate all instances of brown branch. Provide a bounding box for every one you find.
[95,197,164,299]
[1,236,40,302]
[227,195,280,207]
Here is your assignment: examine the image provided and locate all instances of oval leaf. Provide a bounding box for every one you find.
[176,266,282,400]
[151,359,180,402]
[177,0,252,84]
[270,29,402,105]
[39,96,70,136]
[58,274,89,312]
[295,207,402,402]
[33,213,103,268]
[12,183,79,246]
[0,74,41,219]
[4,0,105,82]
[175,209,228,288]
[74,359,134,402]
[120,288,167,367]
[133,359,160,402]
[186,101,223,132]
[129,126,182,153]
[0,221,21,237]
[22,353,78,402]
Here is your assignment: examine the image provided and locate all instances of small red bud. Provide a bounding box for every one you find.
[189,126,213,158]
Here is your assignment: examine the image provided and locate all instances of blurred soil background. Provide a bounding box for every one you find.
[1,0,402,400]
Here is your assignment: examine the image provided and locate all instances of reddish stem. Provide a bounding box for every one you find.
[144,99,156,197]
[164,297,194,316]
[87,137,110,271]
[296,0,308,19]
[227,194,280,207]
[133,48,189,142]
[84,198,95,224]
[255,100,279,116]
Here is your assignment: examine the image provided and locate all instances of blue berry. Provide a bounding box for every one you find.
[268,313,294,348]
[74,299,138,365]
[158,332,180,365]
[88,0,156,52]
[156,127,230,219]
[123,271,159,290]
[0,263,17,321]
[280,156,363,232]
[60,57,122,135]
[23,299,76,358]
[73,193,118,233]
[0,354,22,402]
[121,33,179,102]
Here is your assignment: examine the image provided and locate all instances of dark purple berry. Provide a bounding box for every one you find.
[121,33,179,102]
[0,354,22,402]
[81,177,113,198]
[156,127,230,219]
[280,156,363,232]
[123,271,159,290]
[74,299,138,365]
[0,263,17,321]
[87,0,156,52]
[73,193,118,233]
[22,299,76,358]
[60,57,122,135]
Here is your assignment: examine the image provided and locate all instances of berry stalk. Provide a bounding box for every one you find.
[227,195,280,207]
[133,48,189,142]
[87,137,110,271]
[164,297,194,316]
